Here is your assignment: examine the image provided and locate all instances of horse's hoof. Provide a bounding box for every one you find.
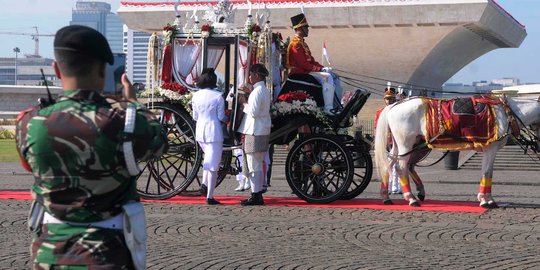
[383,199,394,205]
[410,201,421,207]
[418,194,425,201]
[488,202,499,208]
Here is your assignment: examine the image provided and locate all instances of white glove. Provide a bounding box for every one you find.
[322,67,333,73]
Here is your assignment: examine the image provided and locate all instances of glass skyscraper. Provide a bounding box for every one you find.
[71,1,124,53]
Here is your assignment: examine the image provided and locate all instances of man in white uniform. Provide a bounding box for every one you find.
[237,64,272,206]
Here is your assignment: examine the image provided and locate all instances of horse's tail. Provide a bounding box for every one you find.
[374,106,390,182]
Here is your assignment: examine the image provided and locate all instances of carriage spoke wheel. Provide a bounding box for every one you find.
[286,135,353,203]
[136,102,202,200]
[340,144,373,200]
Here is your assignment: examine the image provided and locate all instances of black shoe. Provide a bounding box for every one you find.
[206,198,221,205]
[261,185,268,194]
[200,184,208,196]
[240,192,264,206]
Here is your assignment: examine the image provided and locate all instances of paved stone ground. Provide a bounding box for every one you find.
[1,160,540,269]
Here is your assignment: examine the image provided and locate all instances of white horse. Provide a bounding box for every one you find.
[374,95,540,208]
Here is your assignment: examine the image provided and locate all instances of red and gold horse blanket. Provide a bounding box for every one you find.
[424,96,502,150]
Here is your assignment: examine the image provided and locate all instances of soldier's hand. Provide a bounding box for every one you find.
[121,73,137,102]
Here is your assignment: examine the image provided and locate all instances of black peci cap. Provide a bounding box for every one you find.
[54,25,114,65]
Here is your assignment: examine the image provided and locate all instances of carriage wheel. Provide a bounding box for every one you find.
[285,135,353,203]
[340,146,373,200]
[136,102,202,200]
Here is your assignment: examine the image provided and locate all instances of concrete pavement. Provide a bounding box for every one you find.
[1,159,539,269]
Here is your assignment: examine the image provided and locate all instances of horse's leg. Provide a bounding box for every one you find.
[380,157,395,205]
[396,155,420,207]
[409,164,425,201]
[478,140,505,208]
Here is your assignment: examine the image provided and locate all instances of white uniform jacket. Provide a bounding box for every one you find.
[192,88,227,143]
[237,81,272,136]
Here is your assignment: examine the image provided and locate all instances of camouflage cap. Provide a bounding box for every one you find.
[54,25,114,65]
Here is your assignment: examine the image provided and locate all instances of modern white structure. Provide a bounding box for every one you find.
[501,84,540,95]
[492,77,520,87]
[118,0,527,92]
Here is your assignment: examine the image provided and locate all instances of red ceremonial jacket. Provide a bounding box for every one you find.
[286,36,323,76]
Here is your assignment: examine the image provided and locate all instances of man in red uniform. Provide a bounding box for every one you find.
[287,13,337,115]
[375,88,397,127]
[287,13,323,75]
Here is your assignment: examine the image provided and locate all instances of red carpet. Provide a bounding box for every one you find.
[0,191,486,213]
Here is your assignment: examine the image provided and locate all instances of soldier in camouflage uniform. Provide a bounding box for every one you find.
[15,25,167,269]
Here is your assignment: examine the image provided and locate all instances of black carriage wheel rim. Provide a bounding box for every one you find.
[286,136,353,202]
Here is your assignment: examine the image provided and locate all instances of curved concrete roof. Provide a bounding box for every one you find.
[118,0,527,91]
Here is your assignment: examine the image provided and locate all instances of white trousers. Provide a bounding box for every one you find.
[198,141,223,198]
[310,71,335,112]
[245,151,265,193]
[198,142,223,171]
[388,164,402,193]
[233,148,246,182]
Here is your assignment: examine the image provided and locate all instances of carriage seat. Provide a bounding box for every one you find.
[333,89,371,129]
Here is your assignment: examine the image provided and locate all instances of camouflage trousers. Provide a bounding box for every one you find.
[32,224,134,269]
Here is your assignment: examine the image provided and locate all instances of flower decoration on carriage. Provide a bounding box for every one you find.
[200,24,214,38]
[247,23,262,40]
[140,82,194,115]
[161,82,189,95]
[163,23,179,45]
[271,92,331,126]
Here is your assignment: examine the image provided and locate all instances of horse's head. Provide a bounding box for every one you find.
[507,96,540,127]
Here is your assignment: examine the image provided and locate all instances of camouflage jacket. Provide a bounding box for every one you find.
[16,89,167,266]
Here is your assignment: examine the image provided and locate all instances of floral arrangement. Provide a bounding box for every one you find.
[139,82,193,114]
[247,24,261,40]
[271,91,330,126]
[161,82,189,95]
[201,24,214,38]
[163,24,179,45]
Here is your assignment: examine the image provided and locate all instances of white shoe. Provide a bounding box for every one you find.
[235,178,245,192]
[243,181,251,191]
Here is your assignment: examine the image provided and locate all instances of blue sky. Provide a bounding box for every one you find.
[0,0,538,84]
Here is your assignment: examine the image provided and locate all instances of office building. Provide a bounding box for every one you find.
[71,1,124,53]
[123,25,152,85]
[0,57,57,86]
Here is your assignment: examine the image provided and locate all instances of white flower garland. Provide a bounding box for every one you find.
[271,98,331,126]
[139,87,193,115]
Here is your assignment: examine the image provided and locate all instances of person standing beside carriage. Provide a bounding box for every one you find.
[192,68,229,205]
[15,25,168,269]
[237,64,272,206]
[375,88,402,194]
